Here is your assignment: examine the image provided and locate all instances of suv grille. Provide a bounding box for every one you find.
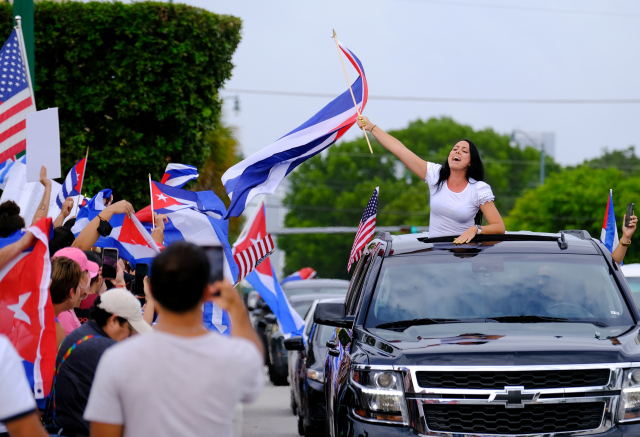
[424,402,605,434]
[416,369,610,389]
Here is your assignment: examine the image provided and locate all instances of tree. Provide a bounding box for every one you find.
[279,117,556,280]
[580,146,640,177]
[0,2,242,209]
[507,166,640,263]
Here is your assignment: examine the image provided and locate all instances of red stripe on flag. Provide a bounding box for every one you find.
[0,139,26,162]
[0,96,32,124]
[0,119,26,143]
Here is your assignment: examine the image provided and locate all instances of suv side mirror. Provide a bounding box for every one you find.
[284,336,305,351]
[314,303,354,329]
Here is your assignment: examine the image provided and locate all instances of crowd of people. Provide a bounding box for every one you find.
[0,168,265,437]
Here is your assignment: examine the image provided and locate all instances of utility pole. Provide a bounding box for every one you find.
[13,0,35,88]
[510,130,550,185]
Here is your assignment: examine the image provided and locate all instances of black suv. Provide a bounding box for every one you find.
[316,231,640,436]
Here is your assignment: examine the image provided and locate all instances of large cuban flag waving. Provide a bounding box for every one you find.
[222,39,367,218]
[234,201,304,338]
[0,218,56,399]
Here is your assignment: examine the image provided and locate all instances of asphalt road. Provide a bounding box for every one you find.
[239,368,299,437]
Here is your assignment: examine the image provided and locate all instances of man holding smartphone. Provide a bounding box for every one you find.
[84,242,264,437]
[612,207,638,264]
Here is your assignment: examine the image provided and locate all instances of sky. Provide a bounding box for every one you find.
[174,0,640,166]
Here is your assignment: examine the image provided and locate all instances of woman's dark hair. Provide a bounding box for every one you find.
[90,296,127,328]
[434,139,485,225]
[49,227,76,257]
[0,200,25,237]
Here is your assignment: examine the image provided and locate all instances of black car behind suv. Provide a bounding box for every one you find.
[317,231,640,436]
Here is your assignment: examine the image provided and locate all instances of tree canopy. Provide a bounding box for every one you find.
[279,117,556,280]
[0,1,242,209]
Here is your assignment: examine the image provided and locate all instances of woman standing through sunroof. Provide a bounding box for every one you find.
[357,117,505,243]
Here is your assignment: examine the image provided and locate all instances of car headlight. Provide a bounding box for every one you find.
[351,369,408,424]
[307,369,324,383]
[619,369,640,422]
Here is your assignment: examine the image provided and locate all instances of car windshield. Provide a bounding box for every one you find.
[283,286,347,299]
[315,324,337,346]
[292,301,315,318]
[365,253,634,329]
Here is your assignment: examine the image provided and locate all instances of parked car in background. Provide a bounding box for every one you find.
[250,278,349,385]
[622,263,640,303]
[286,297,344,437]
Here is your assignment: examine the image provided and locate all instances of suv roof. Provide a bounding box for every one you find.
[374,230,603,256]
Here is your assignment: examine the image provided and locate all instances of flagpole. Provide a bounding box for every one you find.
[14,16,36,108]
[332,30,372,154]
[149,174,155,230]
[73,147,89,216]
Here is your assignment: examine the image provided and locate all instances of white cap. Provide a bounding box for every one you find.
[98,289,152,334]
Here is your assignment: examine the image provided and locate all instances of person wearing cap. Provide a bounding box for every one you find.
[74,251,104,325]
[53,248,100,336]
[51,289,151,437]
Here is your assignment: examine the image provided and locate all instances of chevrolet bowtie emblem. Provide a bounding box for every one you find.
[488,386,540,409]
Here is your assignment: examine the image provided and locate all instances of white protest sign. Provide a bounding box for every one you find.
[0,160,62,224]
[26,108,61,183]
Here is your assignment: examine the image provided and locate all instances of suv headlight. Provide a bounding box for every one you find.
[619,369,640,422]
[351,369,408,424]
[307,368,324,383]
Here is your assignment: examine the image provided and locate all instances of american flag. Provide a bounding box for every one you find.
[348,187,379,272]
[0,29,34,163]
[234,233,275,282]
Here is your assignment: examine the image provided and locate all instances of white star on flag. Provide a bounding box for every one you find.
[249,232,261,246]
[7,292,31,325]
[156,193,168,202]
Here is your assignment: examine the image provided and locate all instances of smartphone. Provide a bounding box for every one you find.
[203,246,224,285]
[135,263,149,297]
[626,203,635,228]
[102,248,118,280]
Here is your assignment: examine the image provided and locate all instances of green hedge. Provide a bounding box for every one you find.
[0,1,241,208]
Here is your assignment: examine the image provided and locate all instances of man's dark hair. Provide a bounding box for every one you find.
[90,296,127,327]
[62,218,76,230]
[84,251,103,286]
[0,200,25,237]
[150,241,209,313]
[49,227,76,257]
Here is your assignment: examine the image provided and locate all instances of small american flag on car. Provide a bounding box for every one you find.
[348,187,378,272]
[234,233,275,282]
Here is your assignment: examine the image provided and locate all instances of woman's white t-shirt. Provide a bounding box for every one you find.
[425,162,495,238]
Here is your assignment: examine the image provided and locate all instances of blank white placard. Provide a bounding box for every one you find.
[26,108,61,182]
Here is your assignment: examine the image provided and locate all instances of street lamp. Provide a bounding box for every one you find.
[510,130,546,185]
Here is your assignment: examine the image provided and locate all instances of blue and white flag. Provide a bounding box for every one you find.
[56,157,86,209]
[70,189,112,235]
[161,163,199,188]
[0,155,25,190]
[221,39,368,218]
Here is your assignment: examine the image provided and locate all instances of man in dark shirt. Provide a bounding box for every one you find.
[53,289,151,436]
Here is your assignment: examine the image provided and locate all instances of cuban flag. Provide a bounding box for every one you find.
[56,157,86,209]
[0,155,25,190]
[222,39,367,218]
[282,267,317,285]
[234,201,304,337]
[0,218,56,399]
[600,189,620,256]
[70,189,112,235]
[161,163,199,188]
[151,179,203,211]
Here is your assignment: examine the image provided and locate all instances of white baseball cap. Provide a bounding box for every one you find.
[98,289,152,334]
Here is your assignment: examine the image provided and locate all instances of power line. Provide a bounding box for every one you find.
[224,88,640,105]
[397,0,640,19]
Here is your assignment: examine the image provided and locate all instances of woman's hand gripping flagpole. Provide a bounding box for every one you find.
[332,30,373,154]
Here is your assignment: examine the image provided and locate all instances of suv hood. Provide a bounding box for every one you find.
[363,323,640,366]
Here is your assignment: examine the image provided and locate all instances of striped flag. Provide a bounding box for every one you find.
[600,189,619,256]
[56,157,86,208]
[234,234,275,282]
[222,38,367,218]
[161,163,199,188]
[348,187,378,272]
[0,29,35,163]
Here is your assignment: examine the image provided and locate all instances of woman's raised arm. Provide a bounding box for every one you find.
[357,117,428,180]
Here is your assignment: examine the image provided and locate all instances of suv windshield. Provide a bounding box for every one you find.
[365,253,634,329]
